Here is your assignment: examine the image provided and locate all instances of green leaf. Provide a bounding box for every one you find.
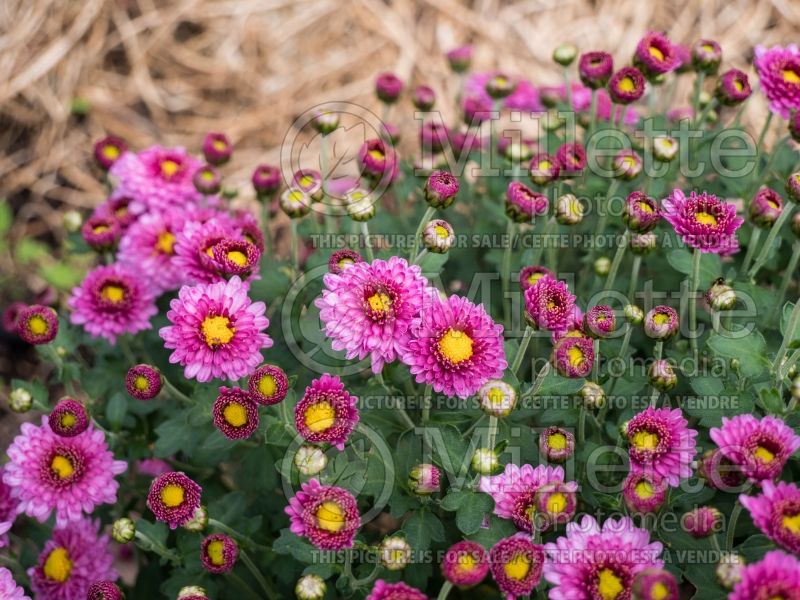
[780,302,800,349]
[455,492,494,534]
[757,388,784,414]
[418,251,449,275]
[0,200,11,233]
[440,490,469,511]
[273,528,316,563]
[706,328,769,377]
[105,392,128,428]
[737,534,774,562]
[666,248,721,287]
[403,509,444,551]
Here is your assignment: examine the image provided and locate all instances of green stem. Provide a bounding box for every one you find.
[773,241,800,325]
[603,231,629,292]
[412,249,429,266]
[691,72,706,127]
[530,362,552,395]
[531,217,555,266]
[421,384,432,454]
[162,376,194,404]
[627,255,642,301]
[134,530,180,564]
[290,219,300,278]
[740,227,763,276]
[411,206,436,261]
[595,179,621,244]
[487,415,498,450]
[240,549,277,600]
[749,206,791,279]
[361,221,374,262]
[756,111,774,153]
[502,221,516,328]
[437,581,454,600]
[774,295,800,379]
[578,406,587,445]
[649,340,664,407]
[208,519,268,550]
[563,67,573,141]
[726,502,743,551]
[689,247,701,358]
[607,324,633,397]
[261,201,272,255]
[511,326,534,375]
[588,89,598,139]
[320,134,336,233]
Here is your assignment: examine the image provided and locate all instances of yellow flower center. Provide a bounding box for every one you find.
[567,345,585,368]
[258,374,277,398]
[134,375,150,391]
[618,76,635,92]
[503,553,531,581]
[538,160,552,171]
[316,501,345,532]
[212,139,228,152]
[304,401,336,433]
[635,480,655,499]
[51,454,75,479]
[367,292,392,314]
[632,430,660,450]
[638,201,654,213]
[161,159,180,178]
[43,547,72,582]
[226,250,248,267]
[338,258,354,270]
[93,224,109,234]
[438,328,474,364]
[783,68,800,84]
[201,315,235,347]
[102,145,120,160]
[651,581,670,600]
[754,445,775,463]
[695,211,718,226]
[548,432,568,450]
[288,190,306,204]
[528,273,544,285]
[457,553,477,573]
[546,492,568,514]
[653,312,669,326]
[782,512,800,534]
[206,540,227,565]
[160,484,185,508]
[368,149,385,160]
[299,175,314,187]
[434,225,450,239]
[101,284,125,303]
[648,45,665,61]
[156,231,176,255]
[597,568,624,600]
[223,402,248,427]
[60,412,77,428]
[27,315,48,335]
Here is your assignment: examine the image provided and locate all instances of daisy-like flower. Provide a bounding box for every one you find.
[328,249,362,274]
[93,136,127,171]
[0,567,29,600]
[402,294,507,399]
[68,263,157,344]
[172,218,242,285]
[543,515,664,600]
[109,145,202,214]
[87,581,124,600]
[534,482,578,530]
[632,568,679,600]
[505,182,549,223]
[81,215,121,252]
[578,51,614,89]
[609,67,646,104]
[622,469,667,513]
[212,387,259,440]
[519,265,554,291]
[200,533,238,574]
[3,417,126,527]
[524,276,577,333]
[490,534,545,600]
[644,305,679,340]
[442,540,490,588]
[529,152,560,186]
[315,256,430,373]
[715,68,752,106]
[423,219,456,253]
[248,364,288,405]
[729,550,800,600]
[740,480,800,553]
[634,31,679,77]
[479,380,518,417]
[211,238,261,280]
[292,169,323,202]
[358,139,398,184]
[17,304,59,345]
[710,414,800,482]
[285,478,360,550]
[623,191,660,233]
[479,463,577,533]
[365,580,426,600]
[29,517,117,600]
[125,364,162,400]
[754,44,800,118]
[160,276,271,382]
[117,209,187,293]
[626,407,698,487]
[147,472,202,529]
[48,398,89,438]
[662,189,744,255]
[612,150,643,181]
[552,336,594,378]
[294,374,358,451]
[539,427,575,463]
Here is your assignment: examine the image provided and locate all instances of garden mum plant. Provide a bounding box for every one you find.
[3,32,800,600]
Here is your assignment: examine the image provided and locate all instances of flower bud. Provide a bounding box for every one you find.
[648,359,677,392]
[183,506,208,532]
[505,181,548,223]
[578,52,614,89]
[613,150,642,181]
[485,73,517,99]
[789,111,800,143]
[653,136,678,162]
[698,90,713,109]
[446,45,472,73]
[294,445,328,476]
[93,136,127,170]
[312,110,339,135]
[691,39,722,75]
[553,43,578,66]
[9,388,32,413]
[252,164,281,198]
[179,586,208,600]
[715,69,751,106]
[644,306,679,340]
[788,173,800,204]
[375,72,403,103]
[594,257,611,276]
[788,364,798,379]
[379,536,412,571]
[423,219,455,254]
[556,142,586,176]
[716,554,745,589]
[623,191,660,233]
[528,153,560,186]
[478,380,517,417]
[750,187,784,228]
[632,568,679,600]
[412,85,436,111]
[578,381,605,409]
[295,574,326,600]
[609,67,646,104]
[553,336,594,378]
[623,471,667,514]
[542,109,566,131]
[556,193,584,225]
[624,304,644,325]
[202,132,232,166]
[408,464,440,495]
[790,376,800,402]
[82,215,121,252]
[618,420,630,438]
[424,170,460,209]
[112,517,136,543]
[683,506,722,538]
[629,232,658,256]
[87,581,123,600]
[193,164,221,195]
[345,189,376,222]
[539,426,575,463]
[17,305,59,345]
[698,449,746,491]
[705,278,736,312]
[63,209,83,233]
[501,139,534,164]
[539,87,561,108]
[280,188,312,219]
[420,121,450,154]
[471,447,500,474]
[585,305,616,338]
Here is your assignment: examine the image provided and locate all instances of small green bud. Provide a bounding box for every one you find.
[112,517,136,543]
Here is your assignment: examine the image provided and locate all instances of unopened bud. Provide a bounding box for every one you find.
[553,44,578,67]
[112,517,136,543]
[648,359,677,392]
[9,388,32,413]
[705,278,736,311]
[556,194,584,225]
[471,447,500,474]
[594,257,611,276]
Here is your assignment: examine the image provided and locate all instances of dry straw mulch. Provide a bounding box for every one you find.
[0,0,797,242]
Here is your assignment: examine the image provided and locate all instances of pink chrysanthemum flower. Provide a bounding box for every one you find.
[622,469,668,514]
[683,506,722,538]
[81,215,121,252]
[93,194,136,230]
[160,276,271,382]
[634,31,680,77]
[29,517,117,600]
[17,304,59,345]
[578,51,614,89]
[0,470,17,548]
[48,398,89,438]
[172,218,243,285]
[555,142,587,177]
[212,239,261,279]
[729,550,800,600]
[632,568,679,600]
[200,533,238,574]
[402,294,507,399]
[212,387,260,440]
[479,463,577,533]
[366,580,426,600]
[0,567,29,600]
[285,478,360,550]
[68,263,157,344]
[87,581,123,600]
[524,276,577,333]
[552,335,594,378]
[754,44,800,119]
[625,407,698,487]
[93,136,127,171]
[505,182,549,223]
[543,515,664,600]
[125,364,162,400]
[117,209,187,293]
[248,364,289,406]
[519,266,554,291]
[3,417,126,527]
[710,414,800,482]
[147,471,202,529]
[609,67,646,104]
[662,189,744,255]
[294,374,359,451]
[328,249,363,274]
[442,540,490,588]
[315,256,431,373]
[740,480,800,553]
[109,145,202,214]
[585,305,616,338]
[623,191,660,233]
[490,534,545,600]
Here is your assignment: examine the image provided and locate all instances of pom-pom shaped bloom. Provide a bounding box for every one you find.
[424,170,460,209]
[710,414,800,482]
[442,540,489,587]
[623,470,667,514]
[535,482,578,529]
[69,263,156,344]
[211,238,261,279]
[490,534,545,599]
[662,189,743,255]
[87,581,123,600]
[0,469,17,548]
[754,44,800,118]
[544,515,664,600]
[93,136,127,171]
[644,305,679,340]
[729,550,800,600]
[539,427,575,463]
[609,67,646,104]
[0,568,29,600]
[579,51,614,89]
[212,387,260,440]
[623,191,661,233]
[552,336,594,378]
[248,364,288,406]
[295,374,359,450]
[3,417,126,527]
[632,568,679,600]
[251,164,281,197]
[29,517,117,600]
[202,132,232,166]
[365,580,426,600]
[749,187,784,228]
[715,68,752,106]
[505,182,548,223]
[402,294,507,399]
[109,145,202,214]
[48,398,89,438]
[172,218,241,285]
[285,478,360,550]
[626,407,698,487]
[634,31,679,77]
[200,533,238,574]
[160,276,271,382]
[82,215,121,251]
[555,142,586,177]
[125,364,162,400]
[683,506,722,538]
[328,249,362,274]
[375,72,404,103]
[740,480,800,553]
[117,209,187,293]
[147,471,202,529]
[315,256,430,373]
[585,305,616,338]
[519,265,554,291]
[524,276,577,333]
[17,304,59,345]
